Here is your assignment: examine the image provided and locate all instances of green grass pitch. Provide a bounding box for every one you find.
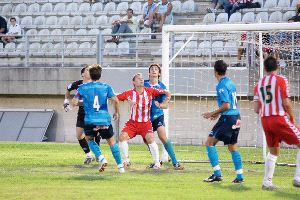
[0,142,299,200]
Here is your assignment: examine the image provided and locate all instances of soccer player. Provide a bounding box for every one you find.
[117,73,171,169]
[144,63,183,170]
[64,66,100,164]
[202,60,244,183]
[253,56,300,189]
[72,64,124,173]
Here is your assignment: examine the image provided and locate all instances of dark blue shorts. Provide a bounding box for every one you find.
[84,124,114,139]
[209,115,241,145]
[151,115,165,132]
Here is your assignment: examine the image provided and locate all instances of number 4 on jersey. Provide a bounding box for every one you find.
[93,95,100,111]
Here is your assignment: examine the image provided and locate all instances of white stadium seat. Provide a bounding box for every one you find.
[91,2,103,12]
[171,1,182,13]
[255,12,268,23]
[202,13,215,24]
[38,29,50,35]
[104,2,116,13]
[117,2,128,13]
[34,16,45,25]
[21,16,33,26]
[76,29,87,35]
[95,15,108,26]
[79,3,90,12]
[4,43,16,52]
[83,16,95,25]
[216,13,228,23]
[183,41,197,55]
[182,0,195,12]
[66,42,78,53]
[53,3,66,12]
[224,41,238,56]
[41,3,52,12]
[41,43,54,53]
[51,29,62,40]
[53,43,62,54]
[2,4,13,15]
[198,41,210,56]
[264,0,276,9]
[277,0,290,8]
[16,43,25,52]
[269,11,283,23]
[63,29,75,38]
[70,16,82,25]
[283,11,296,21]
[139,27,151,39]
[211,41,224,56]
[29,43,41,53]
[58,16,69,26]
[89,29,100,35]
[104,43,117,55]
[117,42,130,55]
[174,41,184,55]
[66,3,78,12]
[27,3,39,13]
[14,3,27,13]
[26,29,38,36]
[45,16,57,25]
[130,2,142,14]
[79,42,91,52]
[242,12,255,23]
[229,12,241,23]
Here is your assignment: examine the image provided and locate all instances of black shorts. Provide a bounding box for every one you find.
[209,115,241,145]
[151,115,165,132]
[76,107,85,128]
[84,124,114,139]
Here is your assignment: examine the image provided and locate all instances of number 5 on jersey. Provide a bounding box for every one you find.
[93,95,100,111]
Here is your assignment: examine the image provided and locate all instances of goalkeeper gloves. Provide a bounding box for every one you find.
[63,99,72,112]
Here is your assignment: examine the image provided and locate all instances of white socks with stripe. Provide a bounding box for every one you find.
[119,141,129,163]
[263,153,277,187]
[148,142,160,165]
[295,150,300,182]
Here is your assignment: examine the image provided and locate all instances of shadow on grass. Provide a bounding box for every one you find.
[273,190,300,200]
[210,182,252,192]
[69,174,116,182]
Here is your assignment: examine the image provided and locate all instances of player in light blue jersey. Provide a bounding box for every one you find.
[202,60,244,183]
[144,64,183,170]
[72,64,124,173]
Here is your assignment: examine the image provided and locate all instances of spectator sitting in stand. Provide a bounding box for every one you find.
[206,0,219,13]
[0,16,8,44]
[1,17,21,45]
[225,0,253,19]
[107,8,137,44]
[153,0,173,32]
[139,0,157,30]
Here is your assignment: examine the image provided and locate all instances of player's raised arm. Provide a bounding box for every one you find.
[72,91,82,107]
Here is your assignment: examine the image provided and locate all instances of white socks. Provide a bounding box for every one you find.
[148,142,160,165]
[295,150,300,182]
[263,153,278,186]
[119,141,129,162]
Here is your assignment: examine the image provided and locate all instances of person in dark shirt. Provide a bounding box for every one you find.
[0,16,8,42]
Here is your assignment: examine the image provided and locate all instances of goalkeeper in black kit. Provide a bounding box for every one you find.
[63,66,101,164]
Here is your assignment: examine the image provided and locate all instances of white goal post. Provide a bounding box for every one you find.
[161,23,300,164]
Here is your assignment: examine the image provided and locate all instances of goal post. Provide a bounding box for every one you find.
[161,23,300,165]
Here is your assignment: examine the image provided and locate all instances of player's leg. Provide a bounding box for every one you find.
[228,144,244,183]
[119,131,131,167]
[144,132,161,169]
[99,125,124,173]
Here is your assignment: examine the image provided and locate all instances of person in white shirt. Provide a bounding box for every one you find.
[108,8,137,43]
[154,0,173,32]
[1,17,21,44]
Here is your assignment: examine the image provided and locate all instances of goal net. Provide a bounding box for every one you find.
[161,23,300,165]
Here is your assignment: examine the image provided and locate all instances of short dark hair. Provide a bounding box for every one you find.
[148,63,161,78]
[127,8,133,14]
[132,73,142,81]
[81,66,87,74]
[88,64,102,81]
[214,60,227,75]
[10,17,16,21]
[264,56,278,72]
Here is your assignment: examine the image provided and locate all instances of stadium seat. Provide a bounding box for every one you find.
[242,12,255,23]
[264,0,276,9]
[41,42,54,53]
[66,3,78,12]
[2,4,13,15]
[70,16,82,25]
[104,42,117,55]
[52,42,62,54]
[198,41,210,56]
[183,41,197,55]
[83,16,95,26]
[66,42,78,54]
[16,43,25,53]
[34,16,45,26]
[117,42,130,55]
[58,16,69,26]
[26,29,38,36]
[182,0,195,12]
[224,41,238,56]
[130,2,142,14]
[255,12,268,23]
[51,29,62,40]
[104,2,116,13]
[64,29,75,35]
[29,43,41,53]
[277,0,291,8]
[79,3,90,12]
[216,13,228,23]
[41,3,52,12]
[95,15,108,26]
[229,12,241,23]
[79,42,91,54]
[53,3,66,12]
[139,27,151,39]
[21,16,33,26]
[89,29,100,35]
[269,11,283,23]
[109,15,121,24]
[45,16,57,25]
[76,29,87,35]
[27,3,39,13]
[117,2,128,13]
[14,3,27,13]
[202,13,215,24]
[171,1,182,13]
[38,29,50,35]
[91,2,103,12]
[174,41,184,55]
[283,11,296,21]
[211,41,224,56]
[4,43,16,52]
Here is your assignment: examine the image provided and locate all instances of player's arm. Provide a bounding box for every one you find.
[109,96,120,121]
[280,77,295,123]
[253,84,260,114]
[283,98,295,123]
[202,102,230,120]
[64,82,75,112]
[72,91,83,107]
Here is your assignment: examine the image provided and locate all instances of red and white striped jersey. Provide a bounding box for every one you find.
[253,73,290,117]
[117,87,167,122]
